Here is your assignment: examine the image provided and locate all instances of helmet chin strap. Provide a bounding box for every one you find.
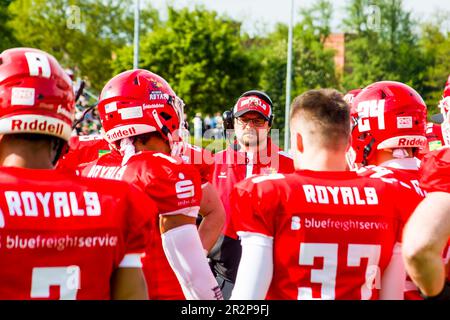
[362,137,376,167]
[152,109,175,152]
[119,137,136,166]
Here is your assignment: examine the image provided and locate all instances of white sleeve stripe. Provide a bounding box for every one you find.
[160,206,200,218]
[237,231,274,245]
[118,253,143,268]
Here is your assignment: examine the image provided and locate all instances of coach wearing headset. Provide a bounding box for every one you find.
[209,90,294,299]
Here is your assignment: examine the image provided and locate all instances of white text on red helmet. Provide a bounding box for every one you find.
[357,100,385,132]
[149,93,169,101]
[25,52,51,78]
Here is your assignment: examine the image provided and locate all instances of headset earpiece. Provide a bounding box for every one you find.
[268,115,274,127]
[223,109,234,130]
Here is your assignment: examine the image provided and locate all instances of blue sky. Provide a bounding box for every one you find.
[149,0,450,35]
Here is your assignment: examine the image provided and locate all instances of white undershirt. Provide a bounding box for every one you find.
[380,157,420,170]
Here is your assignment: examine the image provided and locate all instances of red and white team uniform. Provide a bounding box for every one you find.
[357,160,426,299]
[349,81,429,299]
[0,47,155,300]
[0,167,155,300]
[57,135,111,172]
[357,159,425,197]
[213,138,294,238]
[79,151,202,299]
[230,170,423,300]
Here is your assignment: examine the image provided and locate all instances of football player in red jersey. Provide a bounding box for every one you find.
[0,48,156,299]
[229,89,422,300]
[57,120,225,257]
[210,90,294,298]
[78,69,223,300]
[403,147,450,300]
[350,81,427,173]
[349,81,428,298]
[401,83,450,300]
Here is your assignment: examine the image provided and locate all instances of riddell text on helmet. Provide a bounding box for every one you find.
[106,127,137,141]
[11,119,64,135]
[398,137,426,147]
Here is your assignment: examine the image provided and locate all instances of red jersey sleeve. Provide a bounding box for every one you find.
[229,174,284,239]
[419,148,450,192]
[389,180,424,242]
[139,153,202,218]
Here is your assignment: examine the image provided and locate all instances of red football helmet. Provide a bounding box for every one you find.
[0,48,75,141]
[98,69,184,149]
[438,84,450,146]
[350,81,427,166]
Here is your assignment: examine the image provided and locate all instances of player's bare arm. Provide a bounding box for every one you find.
[403,192,450,297]
[197,183,226,252]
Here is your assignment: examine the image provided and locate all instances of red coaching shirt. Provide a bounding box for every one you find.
[0,167,155,300]
[230,170,422,300]
[80,150,202,300]
[213,138,294,238]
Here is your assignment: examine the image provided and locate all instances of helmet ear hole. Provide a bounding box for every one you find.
[160,112,172,121]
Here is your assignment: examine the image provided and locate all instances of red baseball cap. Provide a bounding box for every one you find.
[233,95,272,120]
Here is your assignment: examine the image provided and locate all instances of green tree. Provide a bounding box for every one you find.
[0,0,21,51]
[343,0,426,93]
[113,6,259,117]
[251,0,338,141]
[418,18,450,116]
[7,0,158,91]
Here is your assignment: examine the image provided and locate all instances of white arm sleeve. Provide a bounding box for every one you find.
[161,224,223,300]
[230,232,274,300]
[380,242,405,300]
[118,253,143,268]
